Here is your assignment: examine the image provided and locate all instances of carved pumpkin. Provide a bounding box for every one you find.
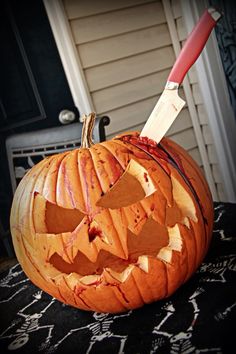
[10,114,213,313]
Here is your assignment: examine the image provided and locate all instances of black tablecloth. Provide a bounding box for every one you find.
[0,203,236,354]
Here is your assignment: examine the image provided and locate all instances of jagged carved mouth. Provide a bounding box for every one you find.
[33,193,184,284]
[49,218,169,278]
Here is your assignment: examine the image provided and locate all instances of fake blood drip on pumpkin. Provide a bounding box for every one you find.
[88,225,102,242]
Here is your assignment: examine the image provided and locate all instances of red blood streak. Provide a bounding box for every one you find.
[144,172,149,182]
[88,226,102,242]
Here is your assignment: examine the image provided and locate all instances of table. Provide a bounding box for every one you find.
[0,203,235,353]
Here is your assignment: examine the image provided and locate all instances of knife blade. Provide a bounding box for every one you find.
[140,7,221,143]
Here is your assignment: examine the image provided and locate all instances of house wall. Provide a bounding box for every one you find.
[62,0,226,201]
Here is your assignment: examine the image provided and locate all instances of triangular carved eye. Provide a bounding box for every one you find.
[96,159,157,209]
[33,193,85,234]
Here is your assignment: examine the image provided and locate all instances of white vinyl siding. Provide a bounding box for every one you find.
[63,1,173,136]
[62,0,225,201]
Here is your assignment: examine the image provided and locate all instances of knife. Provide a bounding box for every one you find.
[140,8,221,143]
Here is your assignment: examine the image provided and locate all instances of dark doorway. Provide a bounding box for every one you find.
[0,0,79,256]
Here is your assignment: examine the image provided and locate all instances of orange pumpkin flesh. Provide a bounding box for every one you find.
[10,127,213,313]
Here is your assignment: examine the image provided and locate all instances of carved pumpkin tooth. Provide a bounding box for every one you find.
[49,272,65,285]
[79,274,102,286]
[171,175,198,223]
[105,265,134,283]
[157,224,182,263]
[127,159,156,197]
[43,265,64,281]
[50,234,74,264]
[136,255,149,273]
[167,224,182,252]
[65,273,83,291]
[157,247,173,263]
[182,216,190,228]
[34,233,72,264]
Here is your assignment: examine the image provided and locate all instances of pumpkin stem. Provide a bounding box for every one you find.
[81,112,96,148]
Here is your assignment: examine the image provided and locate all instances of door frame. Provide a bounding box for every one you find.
[43,0,94,116]
[181,0,236,202]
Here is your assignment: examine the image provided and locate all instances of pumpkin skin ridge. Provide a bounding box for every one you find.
[42,152,69,205]
[77,292,97,311]
[90,144,124,192]
[69,150,84,210]
[108,284,130,312]
[100,139,134,171]
[72,289,89,310]
[33,157,56,203]
[77,149,92,214]
[130,272,146,305]
[77,148,109,218]
[89,145,114,195]
[56,151,81,210]
[56,153,77,209]
[105,209,129,259]
[75,279,123,313]
[60,275,93,311]
[83,283,130,313]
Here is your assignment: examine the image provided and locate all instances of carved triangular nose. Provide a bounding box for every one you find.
[87,218,109,244]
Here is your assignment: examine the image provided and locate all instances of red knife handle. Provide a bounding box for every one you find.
[167,8,221,85]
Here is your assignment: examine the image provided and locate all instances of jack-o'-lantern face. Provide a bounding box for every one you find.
[10,130,213,313]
